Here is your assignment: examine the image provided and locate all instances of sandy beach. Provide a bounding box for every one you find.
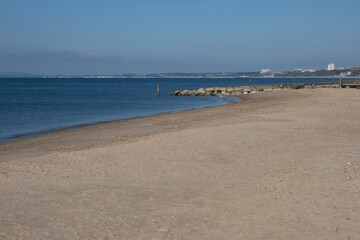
[0,88,359,239]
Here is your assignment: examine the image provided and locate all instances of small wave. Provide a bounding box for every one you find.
[218,96,242,104]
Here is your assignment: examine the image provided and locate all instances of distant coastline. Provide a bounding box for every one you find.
[1,67,360,79]
[1,76,359,79]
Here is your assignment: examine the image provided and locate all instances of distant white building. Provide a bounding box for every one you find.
[328,63,335,71]
[260,69,272,74]
[294,68,315,73]
[340,71,352,77]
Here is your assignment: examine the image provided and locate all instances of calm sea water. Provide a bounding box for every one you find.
[0,77,341,143]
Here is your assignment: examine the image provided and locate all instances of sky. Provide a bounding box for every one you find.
[0,0,359,75]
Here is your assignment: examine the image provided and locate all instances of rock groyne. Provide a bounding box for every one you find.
[173,84,313,96]
[172,82,349,96]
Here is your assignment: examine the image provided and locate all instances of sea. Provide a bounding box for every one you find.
[0,77,344,143]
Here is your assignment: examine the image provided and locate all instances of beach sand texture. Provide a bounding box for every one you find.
[0,88,360,239]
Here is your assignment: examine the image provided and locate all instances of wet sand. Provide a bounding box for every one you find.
[0,88,359,239]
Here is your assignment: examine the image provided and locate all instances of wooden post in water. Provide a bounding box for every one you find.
[249,77,251,87]
[157,84,160,96]
[339,78,343,88]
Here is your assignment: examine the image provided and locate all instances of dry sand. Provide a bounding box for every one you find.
[0,88,359,239]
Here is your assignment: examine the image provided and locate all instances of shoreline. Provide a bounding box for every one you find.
[0,93,265,161]
[2,79,358,146]
[0,96,242,146]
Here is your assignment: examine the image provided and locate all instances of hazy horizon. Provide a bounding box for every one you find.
[1,0,359,75]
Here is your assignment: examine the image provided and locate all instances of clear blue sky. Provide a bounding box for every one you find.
[0,0,359,75]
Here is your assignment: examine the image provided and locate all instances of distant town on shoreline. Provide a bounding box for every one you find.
[1,64,360,79]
